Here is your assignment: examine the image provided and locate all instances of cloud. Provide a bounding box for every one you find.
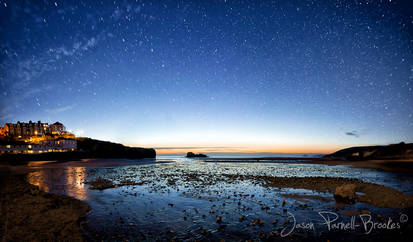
[0,34,101,118]
[345,131,360,138]
[53,37,99,57]
[45,104,76,114]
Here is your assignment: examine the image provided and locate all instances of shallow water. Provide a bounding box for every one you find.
[23,157,413,240]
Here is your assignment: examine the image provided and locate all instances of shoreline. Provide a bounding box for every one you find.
[203,157,413,173]
[306,159,413,173]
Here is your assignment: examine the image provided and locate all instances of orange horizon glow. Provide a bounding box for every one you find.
[125,142,358,155]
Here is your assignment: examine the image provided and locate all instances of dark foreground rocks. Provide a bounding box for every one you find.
[0,175,90,241]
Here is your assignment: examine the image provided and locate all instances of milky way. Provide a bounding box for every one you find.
[1,0,412,153]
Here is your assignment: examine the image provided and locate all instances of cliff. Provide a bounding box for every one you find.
[76,137,156,159]
[324,142,413,161]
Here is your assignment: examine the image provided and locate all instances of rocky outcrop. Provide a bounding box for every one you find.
[186,152,208,158]
[76,138,156,159]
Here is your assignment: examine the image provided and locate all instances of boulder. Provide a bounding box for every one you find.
[334,184,357,203]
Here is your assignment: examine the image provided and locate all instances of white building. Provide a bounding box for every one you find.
[0,139,77,154]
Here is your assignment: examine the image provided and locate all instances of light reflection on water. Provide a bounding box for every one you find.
[27,166,89,200]
[24,158,413,240]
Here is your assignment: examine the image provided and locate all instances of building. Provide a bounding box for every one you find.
[50,122,65,135]
[3,121,49,137]
[1,121,68,137]
[0,121,77,155]
[0,139,77,154]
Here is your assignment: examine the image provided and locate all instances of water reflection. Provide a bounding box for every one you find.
[27,166,89,200]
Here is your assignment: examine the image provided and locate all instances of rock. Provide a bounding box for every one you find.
[186,152,208,158]
[86,178,115,190]
[334,184,357,203]
[361,209,371,214]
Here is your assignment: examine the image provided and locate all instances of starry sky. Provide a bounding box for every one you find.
[1,0,413,154]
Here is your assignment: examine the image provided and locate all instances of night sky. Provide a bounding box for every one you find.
[1,0,413,154]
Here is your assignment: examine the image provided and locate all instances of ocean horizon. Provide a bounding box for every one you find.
[157,152,325,159]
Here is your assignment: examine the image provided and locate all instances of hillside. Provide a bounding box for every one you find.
[76,137,156,159]
[324,142,413,161]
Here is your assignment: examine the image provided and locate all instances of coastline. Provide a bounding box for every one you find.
[0,137,156,165]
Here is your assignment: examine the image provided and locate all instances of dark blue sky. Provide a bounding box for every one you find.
[1,0,413,154]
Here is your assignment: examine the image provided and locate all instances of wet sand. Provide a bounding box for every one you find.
[0,175,90,241]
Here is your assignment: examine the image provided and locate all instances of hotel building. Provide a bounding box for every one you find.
[1,121,66,137]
